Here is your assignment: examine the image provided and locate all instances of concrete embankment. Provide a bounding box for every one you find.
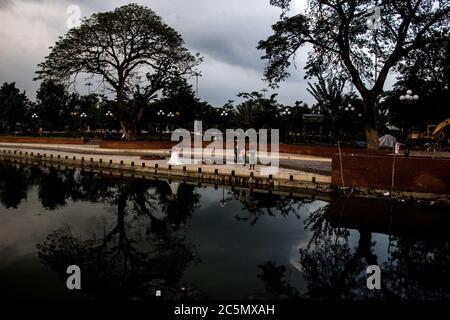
[1,142,449,203]
[0,147,332,194]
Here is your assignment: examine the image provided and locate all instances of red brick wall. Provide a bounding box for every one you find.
[0,136,85,144]
[278,144,389,157]
[100,140,390,157]
[99,140,177,149]
[332,154,450,194]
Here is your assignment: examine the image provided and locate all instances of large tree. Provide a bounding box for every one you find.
[35,79,68,132]
[258,0,450,149]
[0,82,29,133]
[379,32,450,135]
[35,4,200,139]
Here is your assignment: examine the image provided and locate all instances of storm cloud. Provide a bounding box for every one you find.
[0,0,313,106]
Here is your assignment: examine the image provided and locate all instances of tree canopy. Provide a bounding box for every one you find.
[258,0,450,148]
[0,82,29,133]
[35,4,201,139]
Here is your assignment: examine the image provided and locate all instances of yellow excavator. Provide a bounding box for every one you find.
[410,117,450,149]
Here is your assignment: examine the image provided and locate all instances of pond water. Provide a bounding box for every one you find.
[0,161,449,300]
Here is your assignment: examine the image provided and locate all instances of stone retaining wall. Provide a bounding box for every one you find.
[0,148,331,193]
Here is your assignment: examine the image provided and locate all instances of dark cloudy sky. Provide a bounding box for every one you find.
[0,0,318,106]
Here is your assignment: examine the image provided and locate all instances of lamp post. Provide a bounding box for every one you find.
[194,72,202,98]
[280,107,292,143]
[167,112,175,132]
[80,112,87,137]
[105,111,113,139]
[31,113,39,135]
[157,109,165,139]
[219,109,229,132]
[219,188,227,208]
[400,89,419,156]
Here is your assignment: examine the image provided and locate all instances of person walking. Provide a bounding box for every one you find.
[249,146,257,170]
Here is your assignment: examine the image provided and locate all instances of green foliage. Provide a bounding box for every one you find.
[144,77,213,131]
[259,0,450,148]
[0,82,29,132]
[235,91,281,129]
[379,32,450,134]
[35,80,68,131]
[35,4,201,138]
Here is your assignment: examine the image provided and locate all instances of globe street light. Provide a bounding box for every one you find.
[280,107,292,142]
[166,112,175,132]
[31,113,39,135]
[400,89,419,156]
[105,111,114,138]
[345,103,356,112]
[80,112,88,137]
[156,110,165,137]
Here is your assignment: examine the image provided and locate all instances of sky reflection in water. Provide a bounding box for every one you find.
[0,162,449,300]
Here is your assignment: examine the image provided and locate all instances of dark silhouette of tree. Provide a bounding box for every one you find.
[235,91,281,130]
[0,82,29,133]
[35,4,201,139]
[382,237,450,299]
[379,32,450,136]
[37,167,75,210]
[258,0,450,149]
[255,261,300,299]
[234,192,303,225]
[0,164,30,208]
[146,77,211,132]
[35,80,68,132]
[30,166,201,299]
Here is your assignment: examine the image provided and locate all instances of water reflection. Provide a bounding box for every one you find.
[298,198,450,300]
[0,161,449,300]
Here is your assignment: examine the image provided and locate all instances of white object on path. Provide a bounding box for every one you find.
[167,149,183,165]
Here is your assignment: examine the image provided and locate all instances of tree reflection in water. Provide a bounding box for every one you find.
[298,200,450,300]
[233,190,302,225]
[0,163,30,208]
[1,162,450,300]
[227,189,450,300]
[0,163,201,299]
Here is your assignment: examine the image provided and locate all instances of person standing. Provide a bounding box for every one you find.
[249,146,257,170]
[240,146,246,166]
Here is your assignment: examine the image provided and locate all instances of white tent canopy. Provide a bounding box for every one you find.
[379,134,397,148]
[167,149,184,165]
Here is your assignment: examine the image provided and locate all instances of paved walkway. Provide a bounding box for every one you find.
[0,142,332,175]
[0,143,332,179]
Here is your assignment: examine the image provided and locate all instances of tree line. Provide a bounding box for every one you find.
[0,2,448,148]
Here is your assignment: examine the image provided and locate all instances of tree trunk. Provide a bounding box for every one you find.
[116,85,138,140]
[365,126,379,150]
[362,95,380,150]
[121,122,137,140]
